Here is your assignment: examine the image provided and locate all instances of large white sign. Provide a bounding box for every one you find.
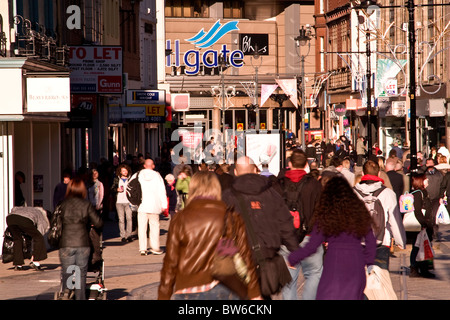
[26,78,70,112]
[69,46,123,93]
[245,132,281,176]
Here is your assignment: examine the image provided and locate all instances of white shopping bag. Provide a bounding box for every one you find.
[415,229,435,262]
[436,204,450,225]
[364,265,398,300]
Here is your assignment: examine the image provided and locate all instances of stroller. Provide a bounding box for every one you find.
[54,227,107,300]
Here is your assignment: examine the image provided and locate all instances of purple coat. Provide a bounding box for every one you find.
[288,225,376,300]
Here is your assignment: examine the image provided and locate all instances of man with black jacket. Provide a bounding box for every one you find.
[222,156,298,299]
[272,149,324,300]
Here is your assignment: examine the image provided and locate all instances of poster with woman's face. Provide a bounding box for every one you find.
[245,132,280,176]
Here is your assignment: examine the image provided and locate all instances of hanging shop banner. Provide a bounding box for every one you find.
[261,84,279,107]
[69,46,123,94]
[375,59,406,98]
[126,90,166,123]
[66,94,97,128]
[171,93,190,112]
[276,79,297,108]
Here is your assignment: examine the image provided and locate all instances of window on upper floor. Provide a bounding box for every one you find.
[165,0,210,18]
[223,0,244,19]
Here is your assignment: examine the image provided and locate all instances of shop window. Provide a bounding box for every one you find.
[259,110,267,130]
[235,110,246,131]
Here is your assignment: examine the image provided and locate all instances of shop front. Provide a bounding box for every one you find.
[0,58,71,248]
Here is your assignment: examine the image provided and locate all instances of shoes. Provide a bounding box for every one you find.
[30,262,43,271]
[121,238,127,242]
[140,251,148,256]
[420,270,436,279]
[126,237,133,242]
[149,249,164,255]
[409,266,420,278]
[14,265,24,271]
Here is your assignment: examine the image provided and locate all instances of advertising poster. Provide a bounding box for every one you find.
[69,46,123,94]
[245,132,281,176]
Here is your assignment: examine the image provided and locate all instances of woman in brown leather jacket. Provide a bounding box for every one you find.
[158,171,261,300]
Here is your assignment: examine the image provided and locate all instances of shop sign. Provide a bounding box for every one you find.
[66,94,96,128]
[26,78,70,112]
[239,34,269,56]
[333,104,346,117]
[171,93,190,112]
[69,46,123,93]
[126,90,166,123]
[166,20,244,75]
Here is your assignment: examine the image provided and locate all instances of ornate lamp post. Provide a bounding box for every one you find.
[295,26,313,150]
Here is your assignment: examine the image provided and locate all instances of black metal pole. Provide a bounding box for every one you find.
[366,28,372,154]
[408,0,417,172]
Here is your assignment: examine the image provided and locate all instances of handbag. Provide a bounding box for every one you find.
[48,204,63,248]
[2,228,32,264]
[211,209,249,299]
[232,190,292,297]
[2,228,14,264]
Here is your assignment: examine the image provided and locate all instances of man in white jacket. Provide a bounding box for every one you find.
[134,158,167,255]
[354,160,406,270]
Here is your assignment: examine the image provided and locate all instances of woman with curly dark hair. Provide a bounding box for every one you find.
[288,176,376,300]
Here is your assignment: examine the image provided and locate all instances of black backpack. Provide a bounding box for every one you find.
[354,186,386,243]
[126,171,142,206]
[281,176,310,242]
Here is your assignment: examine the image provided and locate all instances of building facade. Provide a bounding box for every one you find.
[317,0,450,156]
[161,0,317,157]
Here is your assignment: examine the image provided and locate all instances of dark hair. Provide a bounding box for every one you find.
[15,171,26,182]
[411,173,427,190]
[66,177,87,199]
[289,149,307,169]
[363,160,380,176]
[116,163,131,177]
[312,176,373,238]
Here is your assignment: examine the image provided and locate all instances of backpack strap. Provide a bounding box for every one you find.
[354,185,385,198]
[231,188,265,266]
[281,175,309,207]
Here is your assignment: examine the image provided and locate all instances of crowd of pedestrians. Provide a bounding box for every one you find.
[5,135,448,300]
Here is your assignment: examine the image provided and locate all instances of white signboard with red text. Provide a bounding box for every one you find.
[69,46,123,94]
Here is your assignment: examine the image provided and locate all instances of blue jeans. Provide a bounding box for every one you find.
[280,236,324,300]
[59,247,90,300]
[172,283,241,300]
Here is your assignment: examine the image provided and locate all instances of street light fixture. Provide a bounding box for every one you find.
[295,25,313,150]
[219,54,227,160]
[251,44,262,130]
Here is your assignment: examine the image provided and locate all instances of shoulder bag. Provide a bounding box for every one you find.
[211,208,249,299]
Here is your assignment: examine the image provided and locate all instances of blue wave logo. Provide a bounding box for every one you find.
[185,20,239,48]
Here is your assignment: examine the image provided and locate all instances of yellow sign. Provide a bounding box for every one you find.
[145,105,165,116]
[237,123,244,131]
[260,123,266,130]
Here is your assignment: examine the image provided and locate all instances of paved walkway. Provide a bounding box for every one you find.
[0,215,449,300]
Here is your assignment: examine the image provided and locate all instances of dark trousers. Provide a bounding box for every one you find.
[6,214,47,266]
[374,245,390,270]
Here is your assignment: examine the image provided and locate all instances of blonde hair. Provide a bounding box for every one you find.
[186,171,222,205]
